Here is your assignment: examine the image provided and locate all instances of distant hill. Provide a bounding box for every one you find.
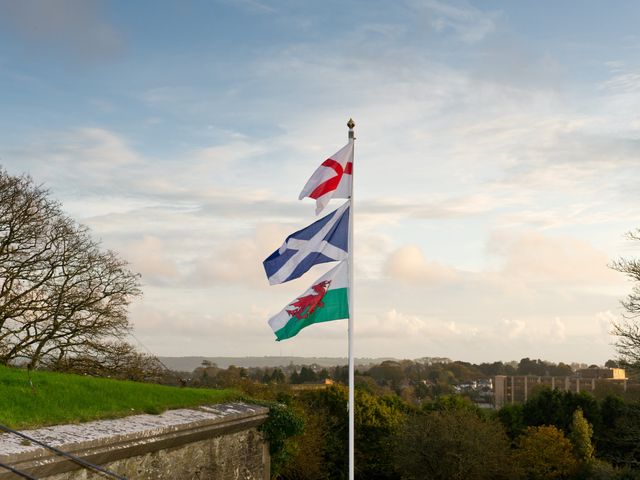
[158,356,397,372]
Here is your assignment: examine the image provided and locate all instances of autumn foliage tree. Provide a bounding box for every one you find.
[394,405,517,480]
[0,169,142,371]
[569,408,594,462]
[514,425,577,480]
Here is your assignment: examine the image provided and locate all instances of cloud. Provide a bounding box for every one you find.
[384,245,459,283]
[350,226,628,361]
[2,127,143,199]
[382,229,621,291]
[601,72,640,94]
[350,305,618,362]
[358,309,431,339]
[596,310,618,337]
[0,0,123,61]
[223,0,276,15]
[1,126,289,215]
[58,128,140,167]
[502,318,526,339]
[84,208,327,292]
[128,301,275,355]
[190,223,289,288]
[358,194,499,223]
[552,317,567,342]
[373,231,625,342]
[124,236,180,285]
[410,0,500,43]
[356,309,479,342]
[194,141,268,167]
[488,230,622,286]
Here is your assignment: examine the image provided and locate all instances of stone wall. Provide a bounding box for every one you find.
[0,403,269,480]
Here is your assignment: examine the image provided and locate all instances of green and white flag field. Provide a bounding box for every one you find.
[268,261,349,341]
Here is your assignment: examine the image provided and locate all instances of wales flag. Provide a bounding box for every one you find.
[268,261,349,341]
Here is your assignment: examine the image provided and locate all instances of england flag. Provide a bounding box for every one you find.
[299,141,353,215]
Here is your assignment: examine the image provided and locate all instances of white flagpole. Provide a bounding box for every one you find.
[347,118,355,480]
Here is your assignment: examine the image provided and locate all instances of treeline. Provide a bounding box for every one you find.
[182,357,614,406]
[499,388,640,472]
[190,356,611,386]
[252,384,640,479]
[174,359,639,479]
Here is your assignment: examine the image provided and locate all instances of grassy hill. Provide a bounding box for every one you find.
[0,365,239,429]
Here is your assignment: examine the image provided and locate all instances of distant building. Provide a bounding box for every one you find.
[494,368,628,408]
[290,378,334,391]
[577,367,626,379]
[415,357,452,365]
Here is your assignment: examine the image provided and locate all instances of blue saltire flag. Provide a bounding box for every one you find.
[263,201,349,285]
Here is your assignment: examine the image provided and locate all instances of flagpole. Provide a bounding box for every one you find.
[347,118,355,480]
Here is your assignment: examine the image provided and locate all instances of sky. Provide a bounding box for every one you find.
[0,0,639,364]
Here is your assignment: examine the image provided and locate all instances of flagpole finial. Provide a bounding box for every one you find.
[347,118,355,139]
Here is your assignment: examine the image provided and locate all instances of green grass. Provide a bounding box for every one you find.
[0,365,240,429]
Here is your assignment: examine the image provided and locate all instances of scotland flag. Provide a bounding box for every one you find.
[263,201,349,285]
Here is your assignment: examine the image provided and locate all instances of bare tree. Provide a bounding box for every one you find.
[611,230,640,367]
[0,169,141,369]
[48,340,164,381]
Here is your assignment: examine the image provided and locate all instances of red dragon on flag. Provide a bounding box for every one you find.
[286,280,332,320]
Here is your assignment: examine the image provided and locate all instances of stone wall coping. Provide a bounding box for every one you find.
[0,402,269,479]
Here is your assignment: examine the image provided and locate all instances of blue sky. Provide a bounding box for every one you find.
[1,0,639,363]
